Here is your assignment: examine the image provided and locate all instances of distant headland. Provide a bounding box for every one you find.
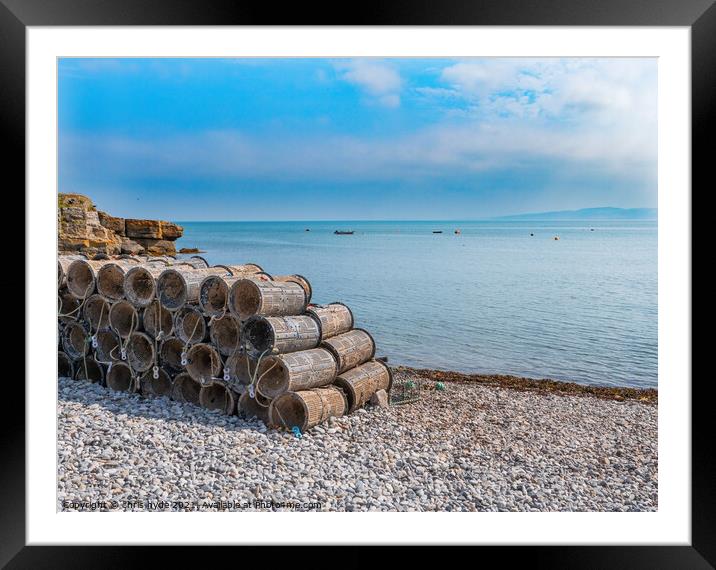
[494,207,657,221]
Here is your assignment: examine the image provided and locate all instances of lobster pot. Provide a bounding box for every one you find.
[94,329,120,363]
[209,313,242,356]
[187,255,211,268]
[225,351,254,387]
[321,329,376,374]
[334,360,393,413]
[238,391,270,423]
[171,372,201,405]
[106,361,135,392]
[58,351,74,378]
[199,271,270,316]
[109,300,141,339]
[142,300,174,339]
[123,264,166,308]
[269,386,347,432]
[65,258,141,299]
[228,279,307,320]
[244,315,321,355]
[199,382,238,415]
[141,367,173,398]
[126,332,155,373]
[159,336,185,371]
[174,306,208,344]
[83,294,111,332]
[58,255,85,288]
[186,343,222,383]
[157,267,232,311]
[61,320,90,360]
[96,259,147,302]
[255,348,338,399]
[305,303,354,339]
[271,274,312,304]
[58,288,82,318]
[74,357,105,384]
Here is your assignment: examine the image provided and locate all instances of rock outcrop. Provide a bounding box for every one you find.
[58,193,183,257]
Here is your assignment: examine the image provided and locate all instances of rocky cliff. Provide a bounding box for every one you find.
[58,193,183,256]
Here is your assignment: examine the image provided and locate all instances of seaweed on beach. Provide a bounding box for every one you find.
[393,366,658,404]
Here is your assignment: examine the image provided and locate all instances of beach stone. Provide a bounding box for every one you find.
[370,389,389,408]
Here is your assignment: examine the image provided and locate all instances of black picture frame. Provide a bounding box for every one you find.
[3,0,708,565]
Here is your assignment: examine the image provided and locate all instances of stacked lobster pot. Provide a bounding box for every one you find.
[58,253,391,434]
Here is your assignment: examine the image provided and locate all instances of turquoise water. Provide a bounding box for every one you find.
[175,220,657,389]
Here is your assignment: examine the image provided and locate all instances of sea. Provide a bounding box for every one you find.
[176,220,657,389]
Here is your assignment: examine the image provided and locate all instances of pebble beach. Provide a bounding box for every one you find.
[58,369,657,512]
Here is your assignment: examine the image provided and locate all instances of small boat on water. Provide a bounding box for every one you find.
[454,229,461,235]
[334,230,354,235]
[432,230,443,234]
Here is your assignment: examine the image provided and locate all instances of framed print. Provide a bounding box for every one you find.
[4,0,710,565]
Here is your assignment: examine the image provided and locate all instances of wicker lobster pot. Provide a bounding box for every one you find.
[305,303,354,339]
[225,350,254,387]
[171,372,201,404]
[157,266,233,311]
[186,343,222,383]
[199,270,271,316]
[109,300,141,339]
[271,274,312,304]
[142,300,174,339]
[83,294,111,332]
[173,306,207,344]
[61,319,90,360]
[243,315,321,355]
[269,386,347,431]
[334,360,393,413]
[94,329,120,363]
[106,361,135,392]
[159,336,185,372]
[58,288,82,319]
[123,264,168,308]
[199,382,238,415]
[58,351,74,378]
[209,313,242,356]
[74,357,105,384]
[255,347,338,399]
[126,332,155,373]
[238,391,270,423]
[320,329,376,374]
[228,279,307,320]
[65,258,142,299]
[140,367,173,398]
[58,255,85,288]
[96,259,150,301]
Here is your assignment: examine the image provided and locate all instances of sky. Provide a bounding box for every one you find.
[58,57,657,221]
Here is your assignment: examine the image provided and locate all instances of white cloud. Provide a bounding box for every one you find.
[335,59,402,107]
[436,58,656,126]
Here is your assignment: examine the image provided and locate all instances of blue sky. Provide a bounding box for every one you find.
[59,58,657,220]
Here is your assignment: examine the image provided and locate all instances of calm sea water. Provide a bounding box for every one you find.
[176,220,657,389]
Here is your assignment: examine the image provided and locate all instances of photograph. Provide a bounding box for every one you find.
[56,56,659,513]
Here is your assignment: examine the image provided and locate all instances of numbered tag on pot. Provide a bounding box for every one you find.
[223,369,231,382]
[91,335,98,349]
[180,350,187,366]
[121,348,127,361]
[152,366,159,380]
[248,384,255,399]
